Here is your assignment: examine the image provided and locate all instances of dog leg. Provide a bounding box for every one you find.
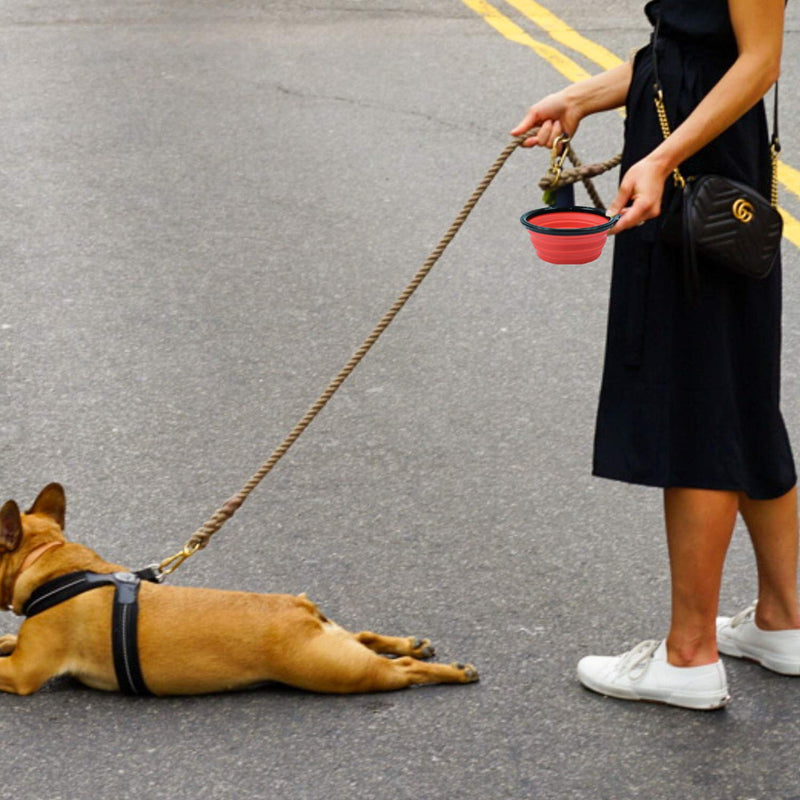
[0,621,70,695]
[0,642,60,695]
[270,628,478,694]
[362,656,479,692]
[355,631,435,659]
[0,634,17,656]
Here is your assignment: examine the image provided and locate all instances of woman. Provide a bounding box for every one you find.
[511,0,800,709]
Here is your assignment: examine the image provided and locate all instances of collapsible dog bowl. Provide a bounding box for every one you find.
[520,206,619,265]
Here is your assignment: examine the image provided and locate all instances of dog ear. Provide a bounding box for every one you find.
[0,500,22,552]
[26,483,66,530]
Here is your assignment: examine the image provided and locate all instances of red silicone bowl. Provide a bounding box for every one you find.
[520,206,619,264]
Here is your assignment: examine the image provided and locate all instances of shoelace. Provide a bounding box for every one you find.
[614,639,661,682]
[730,603,757,629]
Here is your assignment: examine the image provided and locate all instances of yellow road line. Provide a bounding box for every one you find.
[461,0,800,248]
[780,206,800,246]
[778,159,800,202]
[502,0,624,70]
[458,0,591,84]
[778,162,800,248]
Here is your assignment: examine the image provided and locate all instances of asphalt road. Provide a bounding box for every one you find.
[2,2,800,799]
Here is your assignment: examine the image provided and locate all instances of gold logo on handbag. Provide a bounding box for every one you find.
[732,198,755,223]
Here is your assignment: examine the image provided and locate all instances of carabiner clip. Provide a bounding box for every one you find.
[157,542,203,578]
[549,134,571,185]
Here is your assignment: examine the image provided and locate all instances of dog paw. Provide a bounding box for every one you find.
[453,662,479,683]
[0,634,18,656]
[411,638,435,659]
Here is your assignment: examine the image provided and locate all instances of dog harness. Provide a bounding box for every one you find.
[22,569,158,696]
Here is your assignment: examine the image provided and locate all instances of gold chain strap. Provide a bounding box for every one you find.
[654,88,780,208]
[771,140,780,208]
[653,89,686,189]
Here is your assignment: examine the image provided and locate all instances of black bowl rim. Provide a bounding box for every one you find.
[520,205,619,236]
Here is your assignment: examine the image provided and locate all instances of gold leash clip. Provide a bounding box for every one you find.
[158,542,203,578]
[549,134,571,185]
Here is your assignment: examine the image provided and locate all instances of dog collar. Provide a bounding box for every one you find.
[1,542,64,612]
[23,570,156,696]
[19,541,63,575]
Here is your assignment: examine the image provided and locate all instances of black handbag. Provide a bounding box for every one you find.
[652,17,783,287]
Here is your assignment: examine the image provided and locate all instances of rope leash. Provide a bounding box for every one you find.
[539,149,623,208]
[155,132,621,578]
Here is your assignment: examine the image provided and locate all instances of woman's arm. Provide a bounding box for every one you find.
[510,60,633,148]
[608,0,784,234]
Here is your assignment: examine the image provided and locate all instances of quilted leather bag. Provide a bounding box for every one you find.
[682,174,783,280]
[652,16,783,286]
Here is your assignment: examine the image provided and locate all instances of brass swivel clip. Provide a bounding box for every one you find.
[157,542,203,578]
[549,134,571,186]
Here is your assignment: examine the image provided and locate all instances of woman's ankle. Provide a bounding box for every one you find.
[754,596,800,631]
[665,634,719,667]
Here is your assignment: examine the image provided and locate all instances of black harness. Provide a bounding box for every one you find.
[22,568,159,696]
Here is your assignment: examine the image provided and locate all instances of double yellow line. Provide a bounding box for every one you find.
[462,0,800,246]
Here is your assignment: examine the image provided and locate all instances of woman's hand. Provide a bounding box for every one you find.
[510,62,634,149]
[510,91,583,148]
[607,154,672,234]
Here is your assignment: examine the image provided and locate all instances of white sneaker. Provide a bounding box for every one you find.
[717,604,800,675]
[577,640,730,710]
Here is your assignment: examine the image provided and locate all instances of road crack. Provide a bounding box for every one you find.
[273,82,492,137]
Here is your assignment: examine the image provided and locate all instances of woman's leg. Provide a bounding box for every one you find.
[663,487,739,666]
[575,486,735,708]
[738,485,800,630]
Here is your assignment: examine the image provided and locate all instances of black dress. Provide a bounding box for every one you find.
[592,0,796,500]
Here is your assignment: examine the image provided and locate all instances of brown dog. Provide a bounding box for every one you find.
[0,484,478,696]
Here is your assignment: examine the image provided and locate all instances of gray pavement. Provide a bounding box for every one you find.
[2,2,800,798]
